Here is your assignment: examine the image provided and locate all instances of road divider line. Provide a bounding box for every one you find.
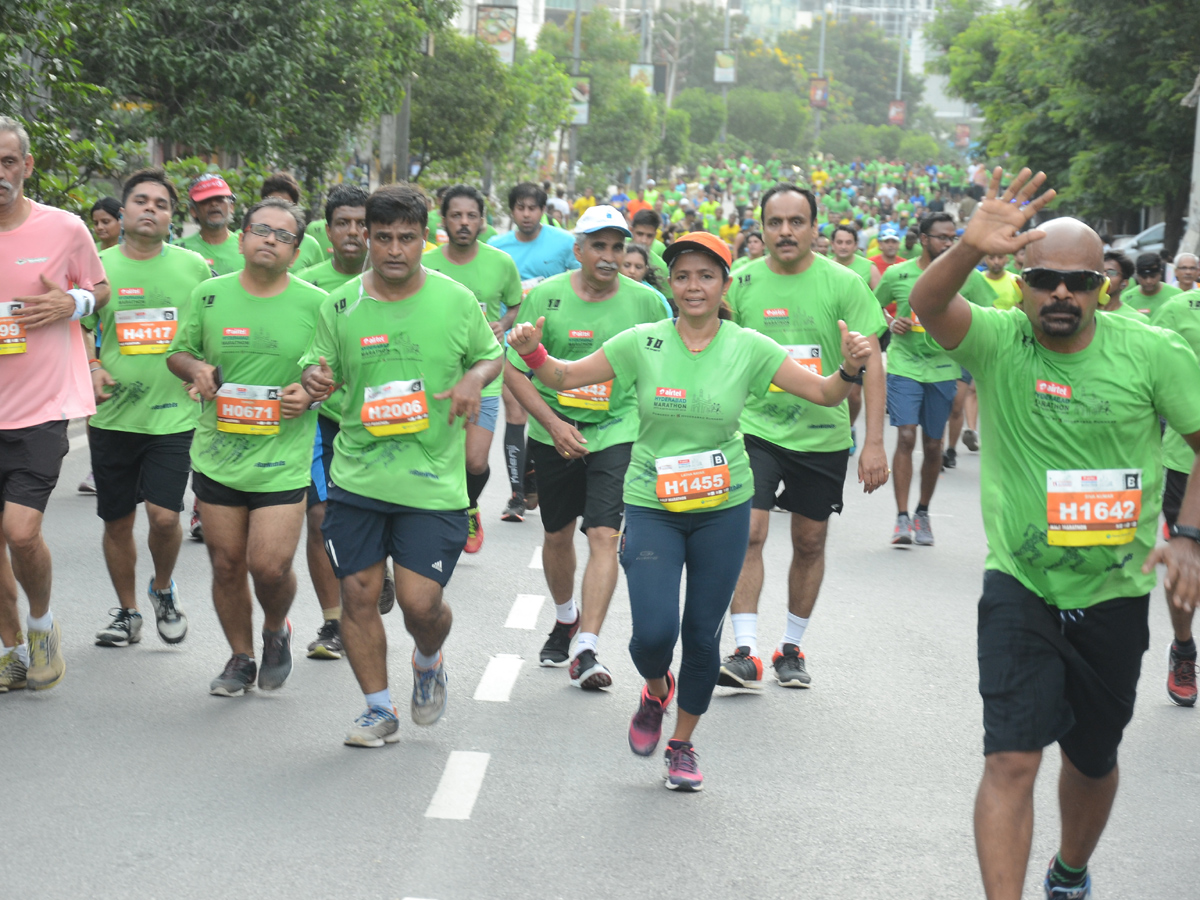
[529,545,543,569]
[425,751,490,820]
[505,594,545,629]
[473,654,524,702]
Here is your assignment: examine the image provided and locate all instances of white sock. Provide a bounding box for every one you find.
[364,688,392,710]
[3,643,30,665]
[575,631,598,655]
[413,648,440,669]
[27,610,53,632]
[780,613,809,649]
[731,613,758,656]
[555,598,578,624]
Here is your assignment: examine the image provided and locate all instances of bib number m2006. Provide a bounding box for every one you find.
[361,379,429,436]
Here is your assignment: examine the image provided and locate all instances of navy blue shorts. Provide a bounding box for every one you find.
[886,373,957,436]
[958,367,974,386]
[321,485,467,586]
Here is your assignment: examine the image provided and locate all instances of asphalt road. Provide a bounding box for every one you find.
[3,425,1197,899]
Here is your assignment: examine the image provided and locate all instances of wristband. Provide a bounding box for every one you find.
[68,288,96,321]
[838,365,864,385]
[1169,524,1200,545]
[519,343,549,369]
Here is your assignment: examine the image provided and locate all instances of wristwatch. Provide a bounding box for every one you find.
[837,365,865,385]
[1168,523,1200,544]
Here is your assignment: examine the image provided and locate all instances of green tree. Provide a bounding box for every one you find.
[726,87,810,157]
[674,88,726,145]
[655,3,747,96]
[898,132,939,162]
[488,44,572,170]
[654,107,692,172]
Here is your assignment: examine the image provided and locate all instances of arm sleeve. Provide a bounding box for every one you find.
[1153,328,1200,436]
[464,290,505,367]
[746,330,790,398]
[843,276,889,338]
[873,268,894,308]
[601,326,641,385]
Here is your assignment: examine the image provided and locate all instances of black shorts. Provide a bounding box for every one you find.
[744,433,848,521]
[527,439,631,534]
[1163,467,1187,529]
[0,421,69,513]
[89,426,194,521]
[192,470,307,511]
[321,485,466,586]
[977,569,1149,778]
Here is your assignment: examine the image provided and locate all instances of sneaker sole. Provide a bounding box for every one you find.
[892,535,913,545]
[963,433,979,451]
[501,513,525,523]
[411,702,448,727]
[307,645,342,660]
[95,635,141,647]
[0,681,27,692]
[540,656,570,668]
[914,537,935,546]
[156,626,188,645]
[775,673,811,688]
[344,731,402,748]
[571,666,613,690]
[210,684,253,697]
[717,669,763,689]
[664,777,704,792]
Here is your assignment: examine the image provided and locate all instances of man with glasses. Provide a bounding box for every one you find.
[1098,251,1148,322]
[1173,252,1199,293]
[167,198,327,696]
[1129,251,1180,317]
[875,211,992,545]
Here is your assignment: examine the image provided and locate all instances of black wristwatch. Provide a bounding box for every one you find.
[1168,523,1200,544]
[838,365,865,385]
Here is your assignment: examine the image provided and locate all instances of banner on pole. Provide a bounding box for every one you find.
[714,50,736,84]
[570,76,591,126]
[809,78,829,110]
[476,6,517,66]
[888,100,906,126]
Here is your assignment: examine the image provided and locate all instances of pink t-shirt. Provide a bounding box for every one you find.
[0,201,106,429]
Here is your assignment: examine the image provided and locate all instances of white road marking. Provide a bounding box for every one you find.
[529,545,543,568]
[504,593,545,629]
[473,654,524,702]
[425,751,490,820]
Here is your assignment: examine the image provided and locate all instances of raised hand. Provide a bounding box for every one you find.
[960,167,1057,257]
[507,317,545,357]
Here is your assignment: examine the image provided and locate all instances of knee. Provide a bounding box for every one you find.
[895,428,917,453]
[922,433,944,454]
[146,507,181,536]
[983,751,1041,789]
[792,529,827,562]
[209,552,245,583]
[543,525,575,551]
[3,521,43,556]
[632,621,677,659]
[586,526,618,558]
[746,520,769,552]
[249,555,292,588]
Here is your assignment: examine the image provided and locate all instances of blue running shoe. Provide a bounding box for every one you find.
[411,653,448,726]
[1044,863,1093,899]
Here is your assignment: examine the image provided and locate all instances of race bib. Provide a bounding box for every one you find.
[655,450,731,512]
[1046,469,1142,546]
[769,344,822,391]
[361,378,429,436]
[114,307,178,355]
[0,302,26,355]
[216,383,281,435]
[521,277,544,300]
[909,311,925,333]
[557,380,613,410]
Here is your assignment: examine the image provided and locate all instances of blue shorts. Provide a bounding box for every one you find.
[959,367,974,385]
[886,374,957,436]
[306,420,328,509]
[471,395,500,433]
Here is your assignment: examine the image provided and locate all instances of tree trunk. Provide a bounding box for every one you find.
[1164,187,1187,258]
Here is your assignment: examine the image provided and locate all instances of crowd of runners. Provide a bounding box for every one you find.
[3,111,1200,900]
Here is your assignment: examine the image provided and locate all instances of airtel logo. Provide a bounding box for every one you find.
[361,334,389,347]
[656,387,686,398]
[1036,379,1071,399]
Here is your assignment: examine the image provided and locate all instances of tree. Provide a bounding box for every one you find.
[653,2,747,97]
[654,107,692,173]
[674,88,726,145]
[488,44,572,171]
[726,88,810,157]
[898,132,939,162]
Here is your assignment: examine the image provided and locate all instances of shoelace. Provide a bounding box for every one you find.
[669,744,700,774]
[633,692,664,729]
[316,620,338,641]
[356,707,393,727]
[414,666,440,704]
[106,608,134,632]
[1174,656,1197,687]
[221,656,250,680]
[155,590,180,621]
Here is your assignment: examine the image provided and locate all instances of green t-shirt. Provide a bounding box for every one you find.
[87,244,211,434]
[648,249,670,286]
[604,319,786,513]
[302,271,503,510]
[840,254,874,285]
[422,242,522,399]
[1151,293,1200,473]
[180,231,243,276]
[1101,302,1149,324]
[875,258,993,383]
[307,219,333,258]
[1130,282,1181,318]
[291,232,325,272]
[507,272,669,452]
[297,260,365,423]
[948,306,1200,608]
[169,273,327,491]
[727,255,887,452]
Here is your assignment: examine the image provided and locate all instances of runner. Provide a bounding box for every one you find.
[300,184,503,746]
[261,172,325,271]
[1128,251,1181,316]
[91,197,122,251]
[423,184,523,553]
[909,167,1200,900]
[489,182,580,523]
[504,205,668,687]
[0,116,110,692]
[732,231,765,272]
[721,184,889,690]
[507,231,873,790]
[831,224,882,289]
[874,211,992,545]
[1098,251,1146,321]
[180,174,244,276]
[629,210,670,284]
[1172,252,1198,293]
[166,197,326,696]
[86,169,210,649]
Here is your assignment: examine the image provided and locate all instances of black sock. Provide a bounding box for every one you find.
[1048,854,1087,888]
[466,465,490,509]
[504,424,525,496]
[916,503,929,516]
[897,510,909,518]
[1176,636,1197,656]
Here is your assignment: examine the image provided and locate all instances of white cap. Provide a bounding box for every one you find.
[646,179,656,186]
[573,205,631,237]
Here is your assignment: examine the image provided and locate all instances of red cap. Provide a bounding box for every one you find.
[662,231,732,273]
[188,174,233,203]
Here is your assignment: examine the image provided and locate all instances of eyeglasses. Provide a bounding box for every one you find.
[925,233,958,244]
[1103,268,1122,279]
[245,222,298,244]
[1021,267,1106,293]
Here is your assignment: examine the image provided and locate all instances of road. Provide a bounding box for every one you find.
[3,425,1198,899]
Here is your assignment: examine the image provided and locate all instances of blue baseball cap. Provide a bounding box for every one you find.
[879,224,901,241]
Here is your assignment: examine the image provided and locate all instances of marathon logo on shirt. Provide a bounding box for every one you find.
[118,288,145,298]
[361,334,389,347]
[568,329,594,343]
[359,333,392,360]
[1036,379,1072,400]
[763,308,789,319]
[653,386,688,411]
[222,327,251,347]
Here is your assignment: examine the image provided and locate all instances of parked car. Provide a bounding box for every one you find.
[1111,219,1188,258]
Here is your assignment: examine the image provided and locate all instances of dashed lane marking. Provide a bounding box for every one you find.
[425,751,490,820]
[473,654,524,702]
[504,594,545,629]
[529,545,543,569]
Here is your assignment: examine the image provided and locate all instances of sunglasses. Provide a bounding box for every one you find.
[1136,267,1162,277]
[244,222,298,244]
[1021,267,1106,293]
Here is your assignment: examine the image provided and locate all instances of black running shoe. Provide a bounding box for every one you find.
[942,447,957,469]
[501,493,526,523]
[540,616,579,667]
[569,648,612,689]
[378,570,395,615]
[772,643,812,688]
[717,646,764,689]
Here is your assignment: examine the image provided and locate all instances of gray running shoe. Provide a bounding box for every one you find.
[913,511,935,546]
[95,608,143,647]
[345,705,401,747]
[411,653,448,726]
[147,578,188,644]
[258,620,293,690]
[962,428,980,452]
[210,653,257,696]
[378,571,395,615]
[307,618,343,659]
[891,513,914,545]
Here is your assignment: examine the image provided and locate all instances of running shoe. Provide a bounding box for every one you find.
[147,578,188,644]
[963,428,980,452]
[307,618,343,660]
[629,670,675,757]
[501,493,526,523]
[772,643,812,688]
[258,620,293,690]
[539,616,579,667]
[378,570,396,615]
[0,636,27,692]
[411,652,449,726]
[210,653,257,696]
[569,648,612,690]
[95,608,143,647]
[717,646,764,689]
[189,501,204,542]
[663,739,704,792]
[892,513,914,545]
[1168,641,1197,707]
[942,447,957,469]
[78,471,96,494]
[27,620,65,691]
[464,507,484,553]
[913,511,935,546]
[1043,861,1093,899]
[344,705,401,748]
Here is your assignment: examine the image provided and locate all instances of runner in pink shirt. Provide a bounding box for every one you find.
[0,116,110,693]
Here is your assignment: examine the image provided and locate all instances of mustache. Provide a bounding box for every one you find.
[1039,301,1082,318]
[596,262,620,272]
[0,179,13,192]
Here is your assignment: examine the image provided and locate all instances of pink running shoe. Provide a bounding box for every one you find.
[664,739,704,792]
[628,670,675,756]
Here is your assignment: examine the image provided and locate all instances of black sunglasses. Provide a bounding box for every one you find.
[1136,267,1162,276]
[1021,267,1106,293]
